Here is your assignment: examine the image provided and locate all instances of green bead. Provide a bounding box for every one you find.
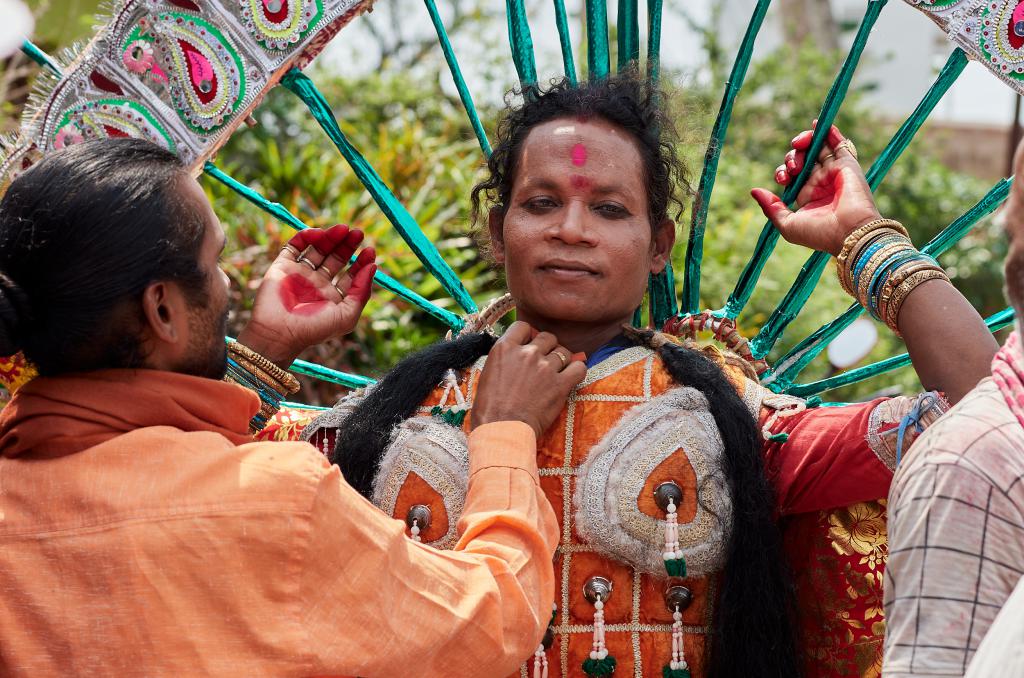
[582,656,617,676]
[662,666,691,678]
[665,557,687,578]
[766,432,790,444]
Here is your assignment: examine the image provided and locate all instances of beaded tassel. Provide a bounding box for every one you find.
[662,605,691,678]
[582,596,616,676]
[409,518,422,542]
[663,497,686,577]
[432,369,468,427]
[532,644,548,678]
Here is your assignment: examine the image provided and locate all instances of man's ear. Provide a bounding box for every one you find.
[650,219,677,274]
[141,282,181,345]
[488,207,506,264]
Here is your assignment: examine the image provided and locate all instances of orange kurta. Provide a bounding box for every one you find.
[0,369,559,677]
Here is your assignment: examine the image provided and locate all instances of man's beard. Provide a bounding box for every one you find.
[181,303,230,380]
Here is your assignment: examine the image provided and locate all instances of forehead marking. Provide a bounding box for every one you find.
[570,143,587,167]
[570,174,591,190]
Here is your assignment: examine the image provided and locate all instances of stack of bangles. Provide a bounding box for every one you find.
[224,340,301,432]
[836,218,950,335]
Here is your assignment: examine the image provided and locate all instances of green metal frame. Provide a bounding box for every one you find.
[16,0,1014,399]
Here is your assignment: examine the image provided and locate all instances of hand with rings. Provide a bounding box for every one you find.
[236,224,377,367]
[750,122,881,257]
[472,322,587,439]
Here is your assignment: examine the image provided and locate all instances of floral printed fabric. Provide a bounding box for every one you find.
[782,501,889,678]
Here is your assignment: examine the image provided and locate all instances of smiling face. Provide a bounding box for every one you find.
[489,117,674,342]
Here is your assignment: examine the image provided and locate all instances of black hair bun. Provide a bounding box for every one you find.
[0,272,30,356]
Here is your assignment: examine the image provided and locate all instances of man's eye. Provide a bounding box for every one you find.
[596,203,627,217]
[526,198,557,210]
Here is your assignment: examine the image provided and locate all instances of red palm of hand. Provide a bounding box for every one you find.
[751,124,881,256]
[238,224,377,366]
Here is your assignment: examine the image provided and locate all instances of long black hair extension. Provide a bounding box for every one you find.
[331,331,495,498]
[624,327,801,678]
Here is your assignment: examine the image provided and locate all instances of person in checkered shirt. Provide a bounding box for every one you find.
[883,142,1024,677]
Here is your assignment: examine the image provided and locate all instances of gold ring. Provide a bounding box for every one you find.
[552,349,568,368]
[834,139,858,159]
[295,245,318,270]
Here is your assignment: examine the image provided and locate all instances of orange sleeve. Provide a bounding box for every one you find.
[299,421,559,677]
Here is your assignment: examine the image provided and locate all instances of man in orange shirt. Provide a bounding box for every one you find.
[0,138,582,676]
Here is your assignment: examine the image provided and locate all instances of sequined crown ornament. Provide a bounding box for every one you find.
[0,0,373,185]
[905,0,1024,93]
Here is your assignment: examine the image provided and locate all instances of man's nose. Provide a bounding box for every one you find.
[552,201,595,245]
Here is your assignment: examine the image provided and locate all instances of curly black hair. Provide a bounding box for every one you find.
[470,71,691,237]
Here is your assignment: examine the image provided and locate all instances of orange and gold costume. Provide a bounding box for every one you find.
[264,345,943,677]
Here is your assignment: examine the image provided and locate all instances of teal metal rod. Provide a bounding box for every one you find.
[586,0,611,80]
[20,40,61,75]
[719,0,888,320]
[203,162,465,330]
[648,260,678,328]
[617,0,640,70]
[227,336,375,389]
[765,176,1013,391]
[787,306,1015,397]
[506,0,538,88]
[281,69,477,315]
[748,48,970,358]
[646,0,663,82]
[290,358,376,389]
[680,0,772,314]
[424,0,492,157]
[552,0,578,85]
[204,162,307,231]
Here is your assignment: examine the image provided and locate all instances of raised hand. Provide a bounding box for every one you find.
[237,224,376,367]
[750,123,881,256]
[472,322,587,439]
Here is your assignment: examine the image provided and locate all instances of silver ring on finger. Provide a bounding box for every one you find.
[316,266,335,280]
[330,270,348,299]
[295,245,318,271]
[281,244,301,258]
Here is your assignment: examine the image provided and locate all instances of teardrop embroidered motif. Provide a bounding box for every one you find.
[51,99,175,152]
[239,0,323,50]
[981,0,1024,78]
[140,12,246,133]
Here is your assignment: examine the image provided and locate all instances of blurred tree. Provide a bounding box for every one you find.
[1,0,1005,406]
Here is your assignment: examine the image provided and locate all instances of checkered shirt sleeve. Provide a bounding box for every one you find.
[884,378,1024,677]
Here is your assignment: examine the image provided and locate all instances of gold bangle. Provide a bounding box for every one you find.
[855,242,916,308]
[878,259,944,317]
[227,341,300,395]
[842,231,913,297]
[838,226,911,296]
[836,218,909,274]
[885,269,950,333]
[231,355,292,396]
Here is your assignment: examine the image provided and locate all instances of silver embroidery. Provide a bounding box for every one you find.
[371,417,469,550]
[573,387,733,577]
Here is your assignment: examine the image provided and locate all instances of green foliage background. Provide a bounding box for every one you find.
[6,0,1009,405]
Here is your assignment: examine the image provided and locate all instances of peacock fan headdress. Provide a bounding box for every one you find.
[0,0,1021,404]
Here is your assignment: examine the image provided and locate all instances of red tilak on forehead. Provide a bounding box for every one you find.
[570,174,591,190]
[279,273,328,315]
[570,143,587,167]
